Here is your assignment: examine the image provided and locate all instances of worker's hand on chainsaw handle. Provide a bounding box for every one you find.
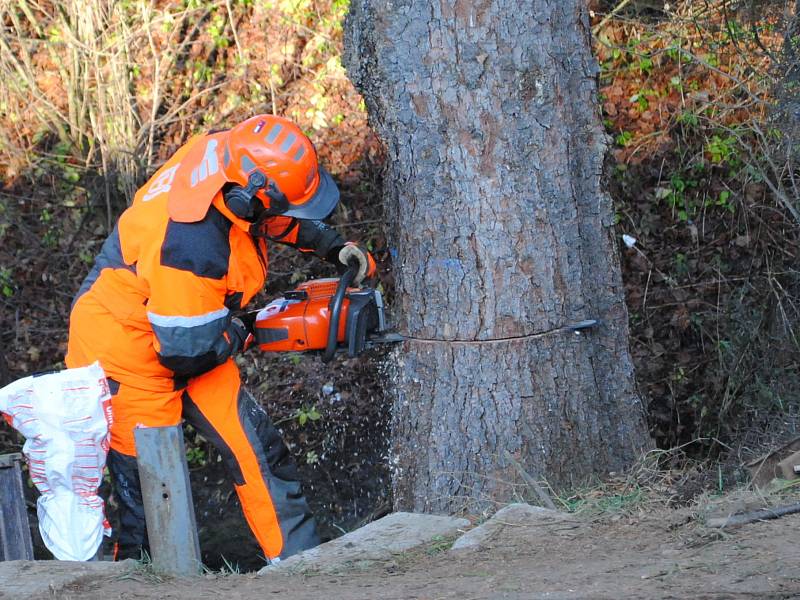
[337,242,376,285]
[225,317,254,355]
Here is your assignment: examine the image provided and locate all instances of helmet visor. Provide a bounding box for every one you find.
[281,167,340,220]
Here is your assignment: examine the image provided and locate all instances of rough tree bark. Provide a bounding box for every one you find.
[344,1,652,512]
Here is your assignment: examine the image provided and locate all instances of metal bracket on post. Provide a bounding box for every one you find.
[0,453,34,561]
[134,426,202,576]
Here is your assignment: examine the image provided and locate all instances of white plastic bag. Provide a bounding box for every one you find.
[0,361,113,561]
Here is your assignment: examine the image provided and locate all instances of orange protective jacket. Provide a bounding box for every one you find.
[67,135,344,392]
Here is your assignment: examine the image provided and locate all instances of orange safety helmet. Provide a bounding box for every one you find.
[166,115,339,223]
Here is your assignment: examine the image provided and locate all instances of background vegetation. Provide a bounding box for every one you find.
[596,0,800,463]
[0,0,798,567]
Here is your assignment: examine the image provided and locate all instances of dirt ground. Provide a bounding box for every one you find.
[53,500,800,600]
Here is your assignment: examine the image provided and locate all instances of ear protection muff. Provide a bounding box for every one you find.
[224,170,292,222]
[224,171,267,220]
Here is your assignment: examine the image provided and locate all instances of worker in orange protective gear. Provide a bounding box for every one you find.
[66,114,376,562]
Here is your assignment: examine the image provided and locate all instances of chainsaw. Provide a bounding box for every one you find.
[249,263,402,362]
[247,263,600,361]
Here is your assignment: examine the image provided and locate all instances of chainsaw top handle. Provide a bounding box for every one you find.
[322,260,359,363]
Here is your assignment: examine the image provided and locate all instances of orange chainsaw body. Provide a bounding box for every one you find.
[254,277,385,357]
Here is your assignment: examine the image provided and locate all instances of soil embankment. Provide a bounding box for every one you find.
[49,496,800,600]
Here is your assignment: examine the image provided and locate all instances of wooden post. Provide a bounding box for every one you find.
[134,426,201,576]
[0,453,34,561]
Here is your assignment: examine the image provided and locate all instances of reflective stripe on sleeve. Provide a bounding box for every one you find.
[147,307,229,328]
[147,307,230,358]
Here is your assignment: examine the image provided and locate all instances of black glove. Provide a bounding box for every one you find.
[225,317,253,355]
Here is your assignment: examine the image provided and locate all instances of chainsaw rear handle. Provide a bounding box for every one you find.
[322,260,359,363]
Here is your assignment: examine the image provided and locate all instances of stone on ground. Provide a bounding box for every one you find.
[259,512,470,575]
[0,559,136,599]
[451,503,568,551]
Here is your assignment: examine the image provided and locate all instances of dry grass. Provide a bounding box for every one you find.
[0,1,370,224]
[2,1,144,214]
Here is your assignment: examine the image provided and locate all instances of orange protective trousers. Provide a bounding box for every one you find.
[67,330,295,560]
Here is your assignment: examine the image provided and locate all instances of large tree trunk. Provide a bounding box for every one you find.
[344,1,652,512]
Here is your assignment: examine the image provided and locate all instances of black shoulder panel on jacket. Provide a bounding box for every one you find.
[160,205,232,279]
